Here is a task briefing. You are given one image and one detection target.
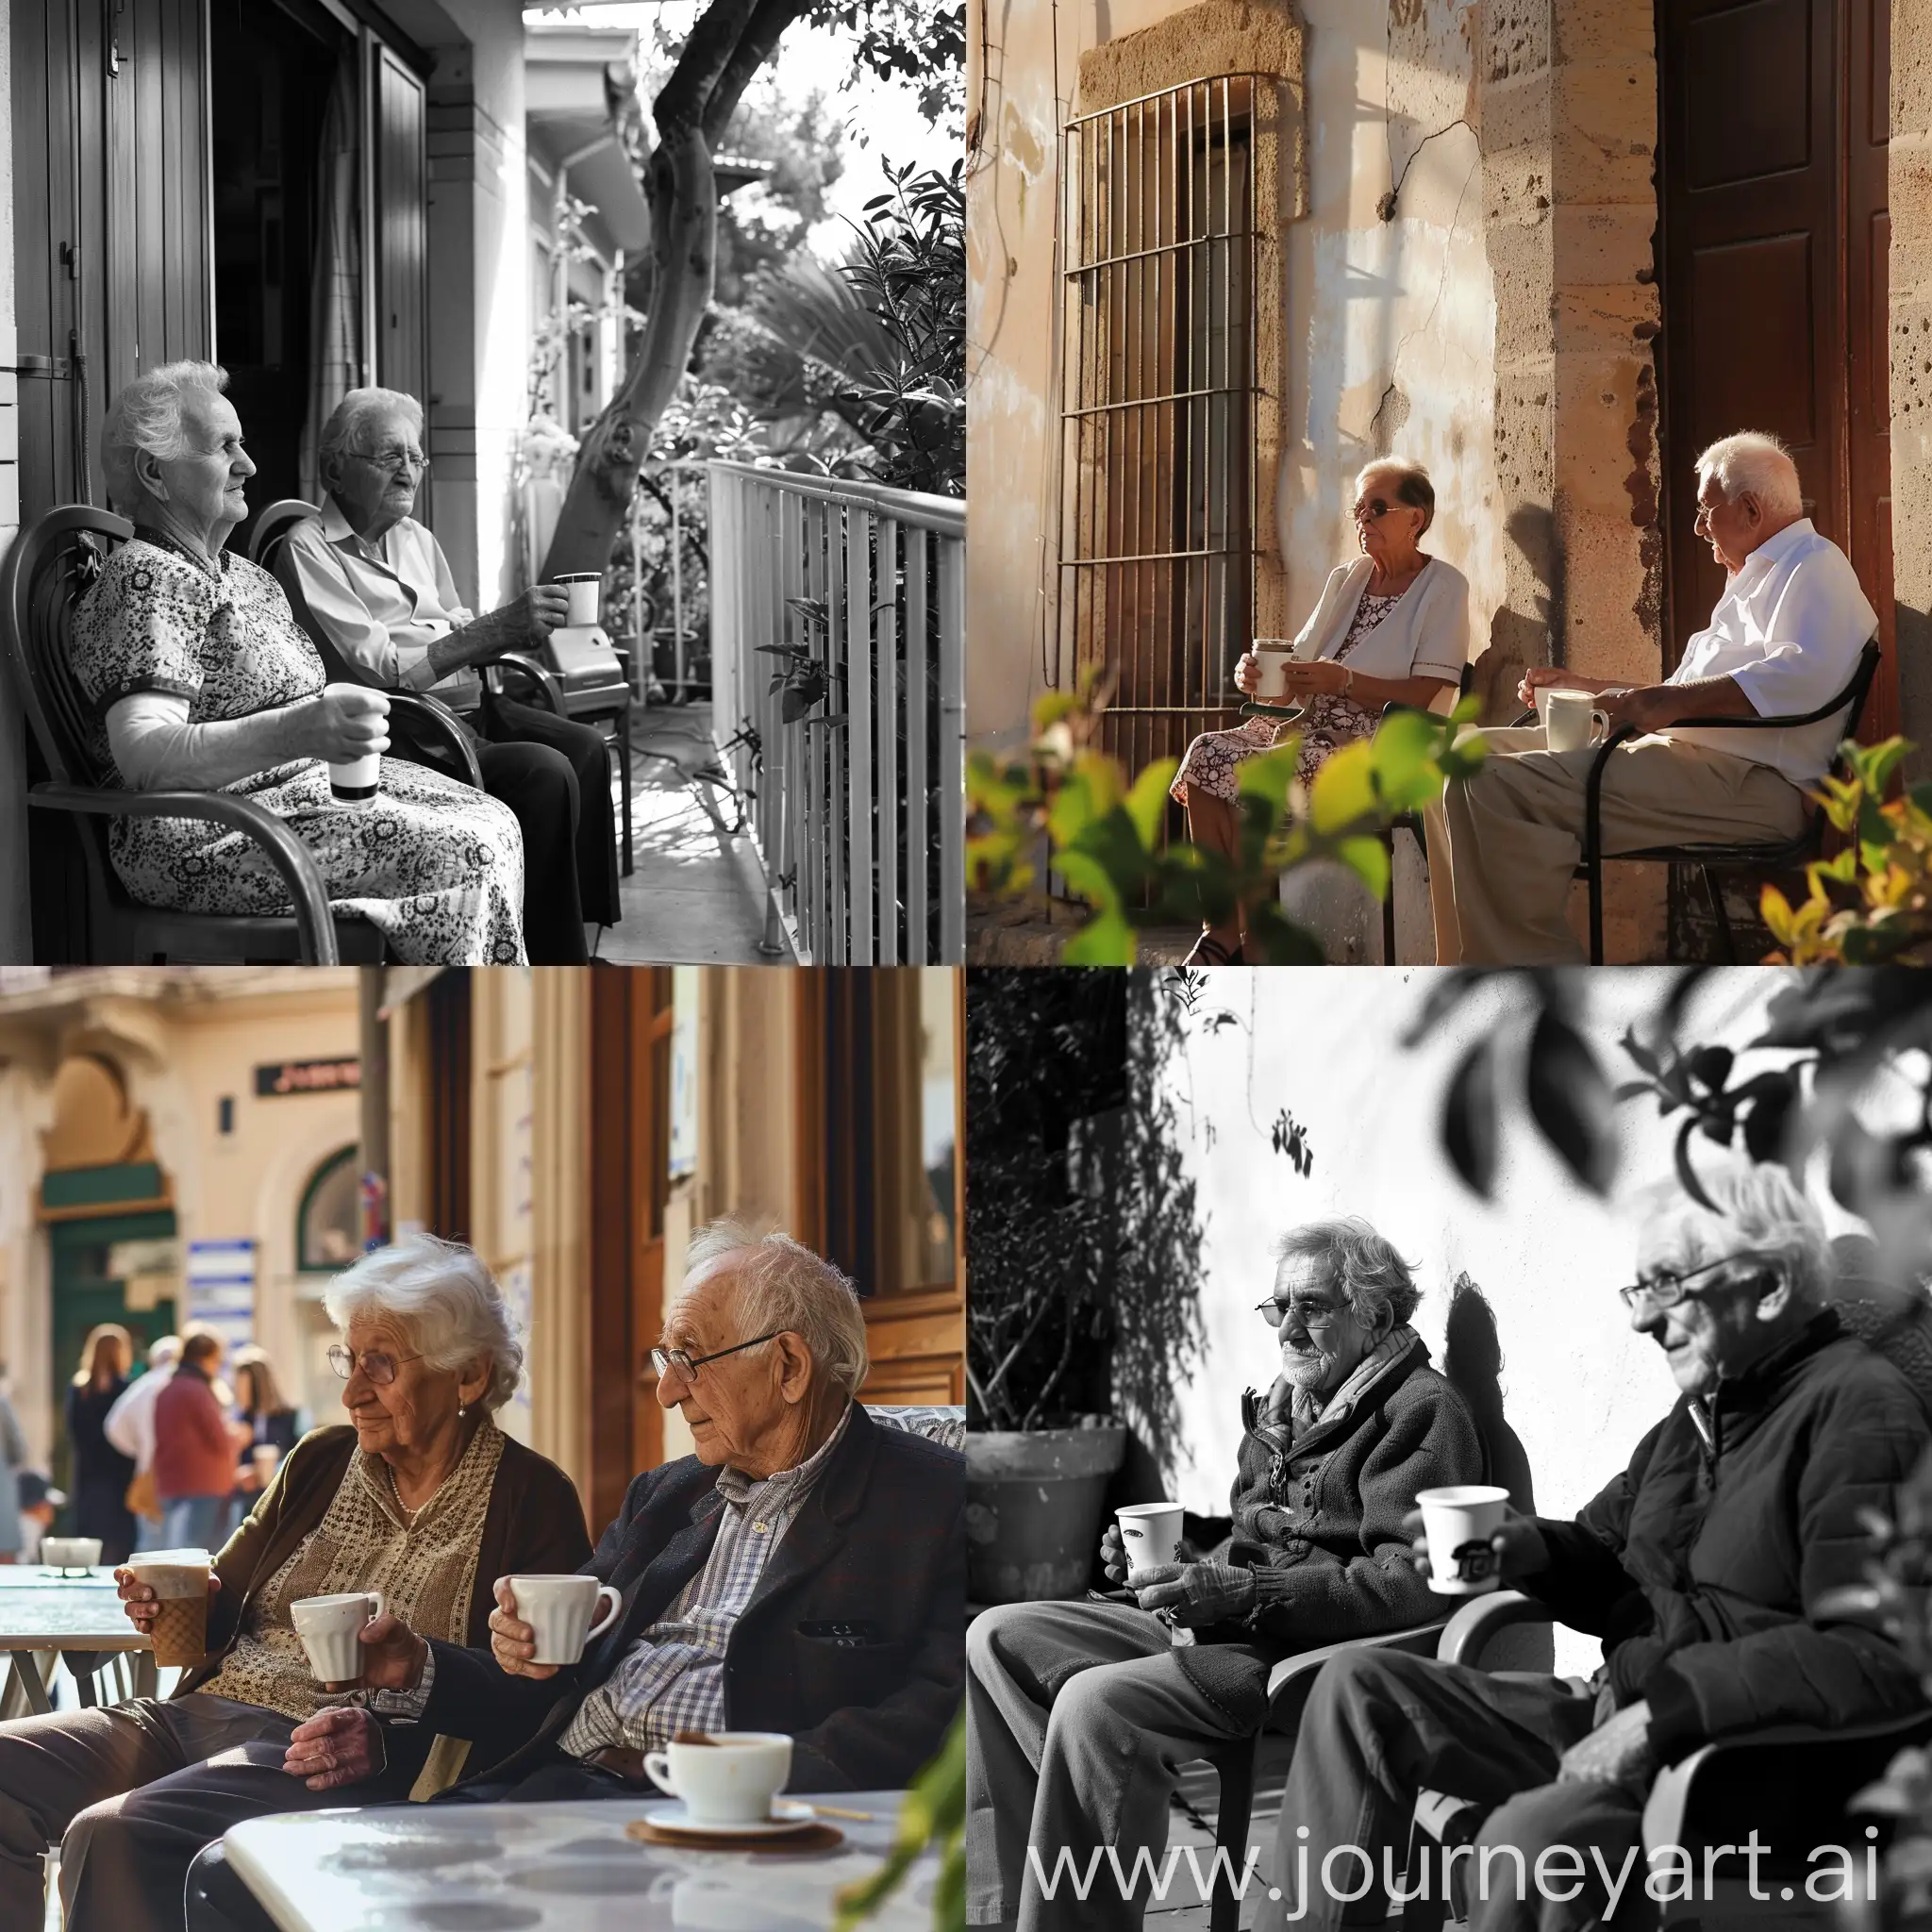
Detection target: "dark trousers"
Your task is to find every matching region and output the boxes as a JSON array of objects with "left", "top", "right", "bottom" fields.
[
  {"left": 0, "top": 1692, "right": 413, "bottom": 1932},
  {"left": 1266, "top": 1648, "right": 1633, "bottom": 1932}
]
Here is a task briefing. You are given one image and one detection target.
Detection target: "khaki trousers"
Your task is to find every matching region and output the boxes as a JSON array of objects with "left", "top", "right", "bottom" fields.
[{"left": 1422, "top": 726, "right": 1808, "bottom": 964}]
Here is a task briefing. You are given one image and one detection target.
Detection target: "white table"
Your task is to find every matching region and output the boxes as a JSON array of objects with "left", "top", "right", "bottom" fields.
[
  {"left": 0, "top": 1569, "right": 157, "bottom": 1716},
  {"left": 225, "top": 1791, "right": 941, "bottom": 1932}
]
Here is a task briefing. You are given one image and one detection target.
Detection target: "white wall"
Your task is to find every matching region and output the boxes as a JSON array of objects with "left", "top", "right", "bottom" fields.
[{"left": 1155, "top": 966, "right": 1867, "bottom": 1675}]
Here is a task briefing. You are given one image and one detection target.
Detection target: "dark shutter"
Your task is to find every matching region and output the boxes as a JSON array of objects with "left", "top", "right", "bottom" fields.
[{"left": 373, "top": 43, "right": 426, "bottom": 403}]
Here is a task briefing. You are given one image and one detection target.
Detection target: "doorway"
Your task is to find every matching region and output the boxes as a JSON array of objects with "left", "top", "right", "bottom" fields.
[{"left": 1657, "top": 0, "right": 1894, "bottom": 735}]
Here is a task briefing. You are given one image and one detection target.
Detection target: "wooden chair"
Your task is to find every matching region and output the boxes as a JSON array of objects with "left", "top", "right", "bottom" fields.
[{"left": 0, "top": 505, "right": 375, "bottom": 964}]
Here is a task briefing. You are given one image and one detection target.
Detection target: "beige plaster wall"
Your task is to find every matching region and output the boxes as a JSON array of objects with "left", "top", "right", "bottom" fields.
[{"left": 1894, "top": 0, "right": 1932, "bottom": 756}]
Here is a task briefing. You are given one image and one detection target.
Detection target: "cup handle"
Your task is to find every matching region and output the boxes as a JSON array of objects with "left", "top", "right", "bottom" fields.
[
  {"left": 367, "top": 1591, "right": 385, "bottom": 1628},
  {"left": 585, "top": 1584, "right": 623, "bottom": 1643},
  {"left": 1592, "top": 708, "right": 1610, "bottom": 742},
  {"left": 642, "top": 1751, "right": 677, "bottom": 1799}
]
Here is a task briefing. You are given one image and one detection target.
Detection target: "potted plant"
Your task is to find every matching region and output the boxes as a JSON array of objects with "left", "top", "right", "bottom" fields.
[{"left": 965, "top": 971, "right": 1207, "bottom": 1603}]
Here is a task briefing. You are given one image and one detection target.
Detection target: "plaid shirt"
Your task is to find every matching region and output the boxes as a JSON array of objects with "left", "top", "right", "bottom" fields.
[{"left": 558, "top": 1408, "right": 852, "bottom": 1758}]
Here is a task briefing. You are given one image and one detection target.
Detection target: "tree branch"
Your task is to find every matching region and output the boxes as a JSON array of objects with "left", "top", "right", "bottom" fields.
[
  {"left": 702, "top": 0, "right": 810, "bottom": 147},
  {"left": 653, "top": 0, "right": 761, "bottom": 136}
]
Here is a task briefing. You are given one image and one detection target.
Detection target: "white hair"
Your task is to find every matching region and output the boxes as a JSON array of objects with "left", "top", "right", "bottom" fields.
[
  {"left": 147, "top": 1335, "right": 182, "bottom": 1370},
  {"left": 99, "top": 361, "right": 230, "bottom": 515},
  {"left": 318, "top": 387, "right": 425, "bottom": 479},
  {"left": 323, "top": 1232, "right": 525, "bottom": 1411},
  {"left": 679, "top": 1218, "right": 869, "bottom": 1399},
  {"left": 1694, "top": 431, "right": 1804, "bottom": 521},
  {"left": 1639, "top": 1153, "right": 1834, "bottom": 1307}
]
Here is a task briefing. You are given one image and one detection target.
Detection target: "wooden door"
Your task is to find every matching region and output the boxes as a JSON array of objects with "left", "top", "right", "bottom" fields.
[
  {"left": 1659, "top": 0, "right": 1894, "bottom": 732},
  {"left": 373, "top": 43, "right": 427, "bottom": 403}
]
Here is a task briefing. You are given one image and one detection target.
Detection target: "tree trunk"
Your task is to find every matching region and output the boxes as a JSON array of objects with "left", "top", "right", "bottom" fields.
[{"left": 539, "top": 0, "right": 809, "bottom": 582}]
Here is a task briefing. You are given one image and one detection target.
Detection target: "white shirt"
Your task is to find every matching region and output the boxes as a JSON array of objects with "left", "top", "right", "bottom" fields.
[
  {"left": 103, "top": 1365, "right": 176, "bottom": 1472},
  {"left": 281, "top": 498, "right": 482, "bottom": 711},
  {"left": 1664, "top": 520, "right": 1878, "bottom": 788},
  {"left": 1290, "top": 556, "right": 1470, "bottom": 693}
]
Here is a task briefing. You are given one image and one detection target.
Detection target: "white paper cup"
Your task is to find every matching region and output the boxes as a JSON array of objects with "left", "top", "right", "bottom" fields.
[
  {"left": 328, "top": 751, "right": 381, "bottom": 803},
  {"left": 1541, "top": 689, "right": 1608, "bottom": 755},
  {"left": 1417, "top": 1485, "right": 1510, "bottom": 1595},
  {"left": 1252, "top": 642, "right": 1294, "bottom": 700},
  {"left": 642, "top": 1731, "right": 793, "bottom": 1825},
  {"left": 507, "top": 1574, "right": 623, "bottom": 1666},
  {"left": 1116, "top": 1502, "right": 1184, "bottom": 1572},
  {"left": 125, "top": 1549, "right": 214, "bottom": 1664},
  {"left": 291, "top": 1590, "right": 384, "bottom": 1683},
  {"left": 554, "top": 573, "right": 601, "bottom": 626}
]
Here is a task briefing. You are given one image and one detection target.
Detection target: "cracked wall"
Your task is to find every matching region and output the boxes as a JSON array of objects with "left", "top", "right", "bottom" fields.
[{"left": 1897, "top": 0, "right": 1932, "bottom": 767}]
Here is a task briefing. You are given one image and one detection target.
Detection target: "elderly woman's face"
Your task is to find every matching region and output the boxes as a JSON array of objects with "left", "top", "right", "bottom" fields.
[
  {"left": 330, "top": 407, "right": 425, "bottom": 534},
  {"left": 655, "top": 1274, "right": 801, "bottom": 1469},
  {"left": 150, "top": 391, "right": 255, "bottom": 538},
  {"left": 1353, "top": 471, "right": 1425, "bottom": 560},
  {"left": 1628, "top": 1215, "right": 1788, "bottom": 1393},
  {"left": 1270, "top": 1251, "right": 1379, "bottom": 1398},
  {"left": 338, "top": 1315, "right": 471, "bottom": 1459}
]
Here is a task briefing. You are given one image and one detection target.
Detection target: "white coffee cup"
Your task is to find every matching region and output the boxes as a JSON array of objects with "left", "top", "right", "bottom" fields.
[
  {"left": 328, "top": 751, "right": 381, "bottom": 803},
  {"left": 554, "top": 573, "right": 601, "bottom": 627},
  {"left": 506, "top": 1574, "right": 623, "bottom": 1666},
  {"left": 1416, "top": 1484, "right": 1511, "bottom": 1595},
  {"left": 643, "top": 1731, "right": 794, "bottom": 1825},
  {"left": 290, "top": 1591, "right": 385, "bottom": 1684},
  {"left": 252, "top": 1444, "right": 280, "bottom": 1484},
  {"left": 42, "top": 1537, "right": 102, "bottom": 1572},
  {"left": 1540, "top": 687, "right": 1609, "bottom": 755},
  {"left": 1116, "top": 1502, "right": 1184, "bottom": 1572},
  {"left": 1251, "top": 641, "right": 1295, "bottom": 701}
]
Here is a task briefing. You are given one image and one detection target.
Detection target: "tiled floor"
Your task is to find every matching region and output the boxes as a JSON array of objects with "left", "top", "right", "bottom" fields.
[{"left": 594, "top": 703, "right": 780, "bottom": 965}]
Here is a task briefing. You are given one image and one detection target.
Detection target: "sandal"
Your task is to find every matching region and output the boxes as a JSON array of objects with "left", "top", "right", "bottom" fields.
[{"left": 1181, "top": 932, "right": 1245, "bottom": 968}]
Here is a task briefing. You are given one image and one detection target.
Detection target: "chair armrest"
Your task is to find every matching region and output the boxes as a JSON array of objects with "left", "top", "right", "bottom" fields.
[
  {"left": 1436, "top": 1590, "right": 1556, "bottom": 1667},
  {"left": 491, "top": 651, "right": 568, "bottom": 717},
  {"left": 27, "top": 781, "right": 339, "bottom": 964},
  {"left": 386, "top": 691, "right": 482, "bottom": 790},
  {"left": 1257, "top": 1619, "right": 1448, "bottom": 1733}
]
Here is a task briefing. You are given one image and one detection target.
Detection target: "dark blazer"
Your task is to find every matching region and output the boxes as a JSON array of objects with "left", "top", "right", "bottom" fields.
[{"left": 420, "top": 1402, "right": 966, "bottom": 1793}]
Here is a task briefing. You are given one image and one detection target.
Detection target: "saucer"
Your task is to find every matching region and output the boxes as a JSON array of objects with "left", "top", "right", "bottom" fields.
[{"left": 641, "top": 1800, "right": 816, "bottom": 1839}]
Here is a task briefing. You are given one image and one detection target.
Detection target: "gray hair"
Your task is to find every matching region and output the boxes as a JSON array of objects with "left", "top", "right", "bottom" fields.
[
  {"left": 1273, "top": 1217, "right": 1422, "bottom": 1331},
  {"left": 147, "top": 1335, "right": 182, "bottom": 1370},
  {"left": 1694, "top": 431, "right": 1805, "bottom": 521},
  {"left": 318, "top": 387, "right": 425, "bottom": 480},
  {"left": 1357, "top": 458, "right": 1436, "bottom": 536},
  {"left": 322, "top": 1232, "right": 525, "bottom": 1412},
  {"left": 99, "top": 360, "right": 230, "bottom": 515},
  {"left": 1641, "top": 1154, "right": 1833, "bottom": 1306},
  {"left": 680, "top": 1218, "right": 869, "bottom": 1399}
]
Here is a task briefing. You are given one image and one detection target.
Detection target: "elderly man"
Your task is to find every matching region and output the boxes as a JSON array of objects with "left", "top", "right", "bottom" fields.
[
  {"left": 967, "top": 1219, "right": 1483, "bottom": 1932},
  {"left": 280, "top": 387, "right": 619, "bottom": 963},
  {"left": 1425, "top": 430, "right": 1879, "bottom": 962},
  {"left": 1263, "top": 1157, "right": 1928, "bottom": 1932},
  {"left": 186, "top": 1218, "right": 963, "bottom": 1930}
]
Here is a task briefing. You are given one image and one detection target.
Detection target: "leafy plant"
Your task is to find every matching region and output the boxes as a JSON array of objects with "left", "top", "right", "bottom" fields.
[
  {"left": 758, "top": 597, "right": 843, "bottom": 723},
  {"left": 834, "top": 1707, "right": 963, "bottom": 1932},
  {"left": 1762, "top": 737, "right": 1932, "bottom": 964},
  {"left": 969, "top": 676, "right": 1489, "bottom": 965}
]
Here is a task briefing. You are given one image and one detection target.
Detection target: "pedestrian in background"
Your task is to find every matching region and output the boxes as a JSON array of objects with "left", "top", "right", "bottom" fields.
[
  {"left": 151, "top": 1331, "right": 248, "bottom": 1552},
  {"left": 225, "top": 1345, "right": 300, "bottom": 1536},
  {"left": 0, "top": 1373, "right": 29, "bottom": 1565},
  {"left": 105, "top": 1335, "right": 181, "bottom": 1553},
  {"left": 66, "top": 1323, "right": 136, "bottom": 1563}
]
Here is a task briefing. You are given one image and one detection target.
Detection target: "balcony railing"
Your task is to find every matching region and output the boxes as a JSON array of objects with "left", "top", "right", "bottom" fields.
[{"left": 708, "top": 461, "right": 965, "bottom": 965}]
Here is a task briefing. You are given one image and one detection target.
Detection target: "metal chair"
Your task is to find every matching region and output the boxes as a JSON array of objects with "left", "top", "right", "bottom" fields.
[
  {"left": 1552, "top": 639, "right": 1881, "bottom": 963},
  {"left": 0, "top": 505, "right": 376, "bottom": 964}
]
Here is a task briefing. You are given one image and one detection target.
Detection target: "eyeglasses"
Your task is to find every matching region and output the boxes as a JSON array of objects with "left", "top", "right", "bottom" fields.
[
  {"left": 326, "top": 1344, "right": 425, "bottom": 1386},
  {"left": 348, "top": 446, "right": 429, "bottom": 476},
  {"left": 1616, "top": 1251, "right": 1771, "bottom": 1312},
  {"left": 650, "top": 1331, "right": 783, "bottom": 1384},
  {"left": 1352, "top": 498, "right": 1398, "bottom": 521},
  {"left": 1255, "top": 1297, "right": 1352, "bottom": 1331}
]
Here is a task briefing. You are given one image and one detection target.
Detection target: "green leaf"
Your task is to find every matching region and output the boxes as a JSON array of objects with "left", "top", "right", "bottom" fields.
[
  {"left": 1307, "top": 739, "right": 1379, "bottom": 834},
  {"left": 1336, "top": 835, "right": 1391, "bottom": 901},
  {"left": 1124, "top": 758, "right": 1180, "bottom": 850},
  {"left": 1061, "top": 908, "right": 1138, "bottom": 965},
  {"left": 1235, "top": 741, "right": 1301, "bottom": 817},
  {"left": 1368, "top": 709, "right": 1444, "bottom": 812}
]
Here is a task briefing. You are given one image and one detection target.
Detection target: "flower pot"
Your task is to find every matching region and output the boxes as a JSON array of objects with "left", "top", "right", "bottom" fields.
[{"left": 965, "top": 1424, "right": 1129, "bottom": 1604}]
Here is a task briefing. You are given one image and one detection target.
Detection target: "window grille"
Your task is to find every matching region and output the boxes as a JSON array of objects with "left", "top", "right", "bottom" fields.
[{"left": 1057, "top": 75, "right": 1264, "bottom": 787}]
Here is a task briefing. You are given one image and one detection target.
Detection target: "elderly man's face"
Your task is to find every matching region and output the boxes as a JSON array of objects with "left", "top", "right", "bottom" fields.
[
  {"left": 1693, "top": 474, "right": 1770, "bottom": 575},
  {"left": 150, "top": 390, "right": 254, "bottom": 537},
  {"left": 1627, "top": 1214, "right": 1790, "bottom": 1393},
  {"left": 655, "top": 1273, "right": 803, "bottom": 1471},
  {"left": 330, "top": 407, "right": 425, "bottom": 536},
  {"left": 1270, "top": 1252, "right": 1380, "bottom": 1398}
]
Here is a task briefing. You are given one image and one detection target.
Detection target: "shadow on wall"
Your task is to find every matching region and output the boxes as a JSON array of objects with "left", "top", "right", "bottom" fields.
[{"left": 1472, "top": 503, "right": 1563, "bottom": 723}]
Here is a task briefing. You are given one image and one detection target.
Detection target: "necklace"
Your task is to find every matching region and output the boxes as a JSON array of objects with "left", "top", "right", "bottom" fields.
[{"left": 134, "top": 525, "right": 225, "bottom": 578}]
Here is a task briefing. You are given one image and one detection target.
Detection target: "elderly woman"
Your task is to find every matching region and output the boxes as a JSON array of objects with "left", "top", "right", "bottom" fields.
[
  {"left": 967, "top": 1218, "right": 1483, "bottom": 1932},
  {"left": 1173, "top": 459, "right": 1470, "bottom": 964},
  {"left": 0, "top": 1234, "right": 590, "bottom": 1932},
  {"left": 1264, "top": 1157, "right": 1929, "bottom": 1932},
  {"left": 69, "top": 360, "right": 527, "bottom": 963}
]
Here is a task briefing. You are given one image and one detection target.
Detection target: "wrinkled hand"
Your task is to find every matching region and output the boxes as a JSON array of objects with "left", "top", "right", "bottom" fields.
[
  {"left": 1403, "top": 1507, "right": 1549, "bottom": 1585},
  {"left": 115, "top": 1567, "right": 218, "bottom": 1637},
  {"left": 1099, "top": 1524, "right": 1129, "bottom": 1584},
  {"left": 348, "top": 1612, "right": 428, "bottom": 1694},
  {"left": 1516, "top": 665, "right": 1593, "bottom": 709},
  {"left": 520, "top": 584, "right": 572, "bottom": 641},
  {"left": 1557, "top": 1699, "right": 1654, "bottom": 1790},
  {"left": 1594, "top": 686, "right": 1657, "bottom": 733},
  {"left": 488, "top": 1577, "right": 559, "bottom": 1680},
  {"left": 1279, "top": 658, "right": 1348, "bottom": 699},
  {"left": 306, "top": 683, "right": 390, "bottom": 762},
  {"left": 1128, "top": 1560, "right": 1256, "bottom": 1627},
  {"left": 284, "top": 1706, "right": 387, "bottom": 1790},
  {"left": 1234, "top": 650, "right": 1261, "bottom": 696}
]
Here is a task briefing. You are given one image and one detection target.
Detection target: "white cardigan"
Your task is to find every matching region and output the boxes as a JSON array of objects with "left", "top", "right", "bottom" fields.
[{"left": 1285, "top": 555, "right": 1470, "bottom": 695}]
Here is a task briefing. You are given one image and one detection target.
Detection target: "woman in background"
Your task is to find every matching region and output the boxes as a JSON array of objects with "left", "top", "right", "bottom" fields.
[
  {"left": 227, "top": 1345, "right": 301, "bottom": 1534},
  {"left": 66, "top": 1324, "right": 137, "bottom": 1563},
  {"left": 0, "top": 1373, "right": 28, "bottom": 1566}
]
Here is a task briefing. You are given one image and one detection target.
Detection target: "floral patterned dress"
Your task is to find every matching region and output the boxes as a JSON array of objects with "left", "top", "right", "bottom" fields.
[
  {"left": 70, "top": 536, "right": 527, "bottom": 963},
  {"left": 1171, "top": 588, "right": 1407, "bottom": 807}
]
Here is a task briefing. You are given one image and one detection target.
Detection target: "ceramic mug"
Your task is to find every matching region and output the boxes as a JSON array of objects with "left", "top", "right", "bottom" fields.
[{"left": 642, "top": 1731, "right": 794, "bottom": 1825}]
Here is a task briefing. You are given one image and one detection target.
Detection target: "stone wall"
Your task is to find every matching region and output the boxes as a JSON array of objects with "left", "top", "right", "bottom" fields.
[{"left": 1896, "top": 0, "right": 1932, "bottom": 763}]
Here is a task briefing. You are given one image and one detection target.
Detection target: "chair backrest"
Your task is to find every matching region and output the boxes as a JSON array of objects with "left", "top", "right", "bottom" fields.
[
  {"left": 0, "top": 503, "right": 137, "bottom": 790},
  {"left": 867, "top": 1404, "right": 966, "bottom": 1452},
  {"left": 247, "top": 499, "right": 363, "bottom": 686},
  {"left": 1834, "top": 638, "right": 1883, "bottom": 755},
  {"left": 247, "top": 498, "right": 321, "bottom": 571}
]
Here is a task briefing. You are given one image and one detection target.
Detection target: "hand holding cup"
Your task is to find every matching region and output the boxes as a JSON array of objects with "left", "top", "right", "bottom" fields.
[
  {"left": 1404, "top": 1497, "right": 1547, "bottom": 1589},
  {"left": 115, "top": 1564, "right": 220, "bottom": 1636},
  {"left": 488, "top": 1576, "right": 558, "bottom": 1681}
]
